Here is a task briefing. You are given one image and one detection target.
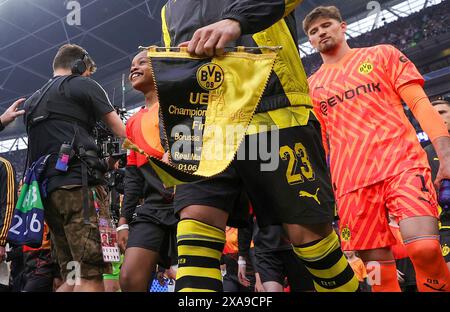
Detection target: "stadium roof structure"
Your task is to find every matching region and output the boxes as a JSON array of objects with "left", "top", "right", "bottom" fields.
[
  {"left": 0, "top": 0, "right": 167, "bottom": 141},
  {"left": 0, "top": 0, "right": 446, "bottom": 144}
]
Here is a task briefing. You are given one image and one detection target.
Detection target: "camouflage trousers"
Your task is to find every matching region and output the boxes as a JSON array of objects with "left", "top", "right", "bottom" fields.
[{"left": 44, "top": 185, "right": 112, "bottom": 281}]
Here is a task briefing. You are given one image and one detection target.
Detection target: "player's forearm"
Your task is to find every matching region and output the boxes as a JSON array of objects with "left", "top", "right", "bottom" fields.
[
  {"left": 432, "top": 136, "right": 450, "bottom": 168},
  {"left": 399, "top": 83, "right": 449, "bottom": 142},
  {"left": 222, "top": 0, "right": 302, "bottom": 35}
]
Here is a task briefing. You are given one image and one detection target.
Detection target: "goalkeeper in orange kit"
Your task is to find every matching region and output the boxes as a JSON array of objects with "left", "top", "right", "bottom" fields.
[{"left": 305, "top": 6, "right": 450, "bottom": 292}]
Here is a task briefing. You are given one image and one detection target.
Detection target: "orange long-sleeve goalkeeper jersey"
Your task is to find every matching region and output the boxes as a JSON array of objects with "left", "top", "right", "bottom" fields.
[{"left": 308, "top": 45, "right": 430, "bottom": 197}]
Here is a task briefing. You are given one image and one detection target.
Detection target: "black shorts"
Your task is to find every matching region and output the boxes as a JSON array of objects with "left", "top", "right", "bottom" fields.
[
  {"left": 255, "top": 249, "right": 314, "bottom": 292},
  {"left": 22, "top": 249, "right": 57, "bottom": 292},
  {"left": 440, "top": 229, "right": 450, "bottom": 263},
  {"left": 127, "top": 208, "right": 178, "bottom": 269},
  {"left": 175, "top": 116, "right": 335, "bottom": 226}
]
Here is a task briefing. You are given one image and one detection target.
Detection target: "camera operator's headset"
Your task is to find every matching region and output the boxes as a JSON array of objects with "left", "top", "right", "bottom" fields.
[{"left": 71, "top": 51, "right": 89, "bottom": 75}]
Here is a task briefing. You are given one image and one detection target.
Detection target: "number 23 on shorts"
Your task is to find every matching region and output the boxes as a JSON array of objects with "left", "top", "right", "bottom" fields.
[{"left": 279, "top": 143, "right": 315, "bottom": 185}]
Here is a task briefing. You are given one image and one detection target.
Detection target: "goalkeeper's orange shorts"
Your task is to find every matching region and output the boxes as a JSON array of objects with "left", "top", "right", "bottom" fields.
[{"left": 337, "top": 167, "right": 439, "bottom": 251}]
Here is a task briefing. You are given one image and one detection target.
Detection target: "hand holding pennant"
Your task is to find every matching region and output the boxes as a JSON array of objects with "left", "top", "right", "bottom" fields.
[{"left": 126, "top": 46, "right": 279, "bottom": 187}]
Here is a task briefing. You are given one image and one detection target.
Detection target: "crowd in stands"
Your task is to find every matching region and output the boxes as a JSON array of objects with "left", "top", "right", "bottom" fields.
[{"left": 302, "top": 1, "right": 450, "bottom": 75}]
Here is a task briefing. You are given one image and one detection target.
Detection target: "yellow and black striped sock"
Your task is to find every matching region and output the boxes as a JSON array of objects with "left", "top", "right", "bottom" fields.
[
  {"left": 175, "top": 219, "right": 225, "bottom": 292},
  {"left": 293, "top": 231, "right": 359, "bottom": 292}
]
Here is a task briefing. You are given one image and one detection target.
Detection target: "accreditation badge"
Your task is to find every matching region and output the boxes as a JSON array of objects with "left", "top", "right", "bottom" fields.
[
  {"left": 98, "top": 217, "right": 121, "bottom": 263},
  {"left": 91, "top": 188, "right": 120, "bottom": 263},
  {"left": 124, "top": 46, "right": 278, "bottom": 187}
]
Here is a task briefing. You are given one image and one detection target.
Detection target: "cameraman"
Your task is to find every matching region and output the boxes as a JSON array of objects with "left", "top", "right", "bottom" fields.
[{"left": 25, "top": 44, "right": 126, "bottom": 292}]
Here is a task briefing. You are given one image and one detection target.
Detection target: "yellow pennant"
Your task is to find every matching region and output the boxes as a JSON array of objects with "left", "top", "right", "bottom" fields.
[{"left": 127, "top": 47, "right": 277, "bottom": 187}]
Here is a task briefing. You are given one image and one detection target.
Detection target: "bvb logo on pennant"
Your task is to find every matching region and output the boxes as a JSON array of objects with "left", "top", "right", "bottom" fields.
[
  {"left": 196, "top": 63, "right": 225, "bottom": 91},
  {"left": 341, "top": 226, "right": 351, "bottom": 242},
  {"left": 358, "top": 61, "right": 374, "bottom": 75},
  {"left": 442, "top": 244, "right": 449, "bottom": 257}
]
